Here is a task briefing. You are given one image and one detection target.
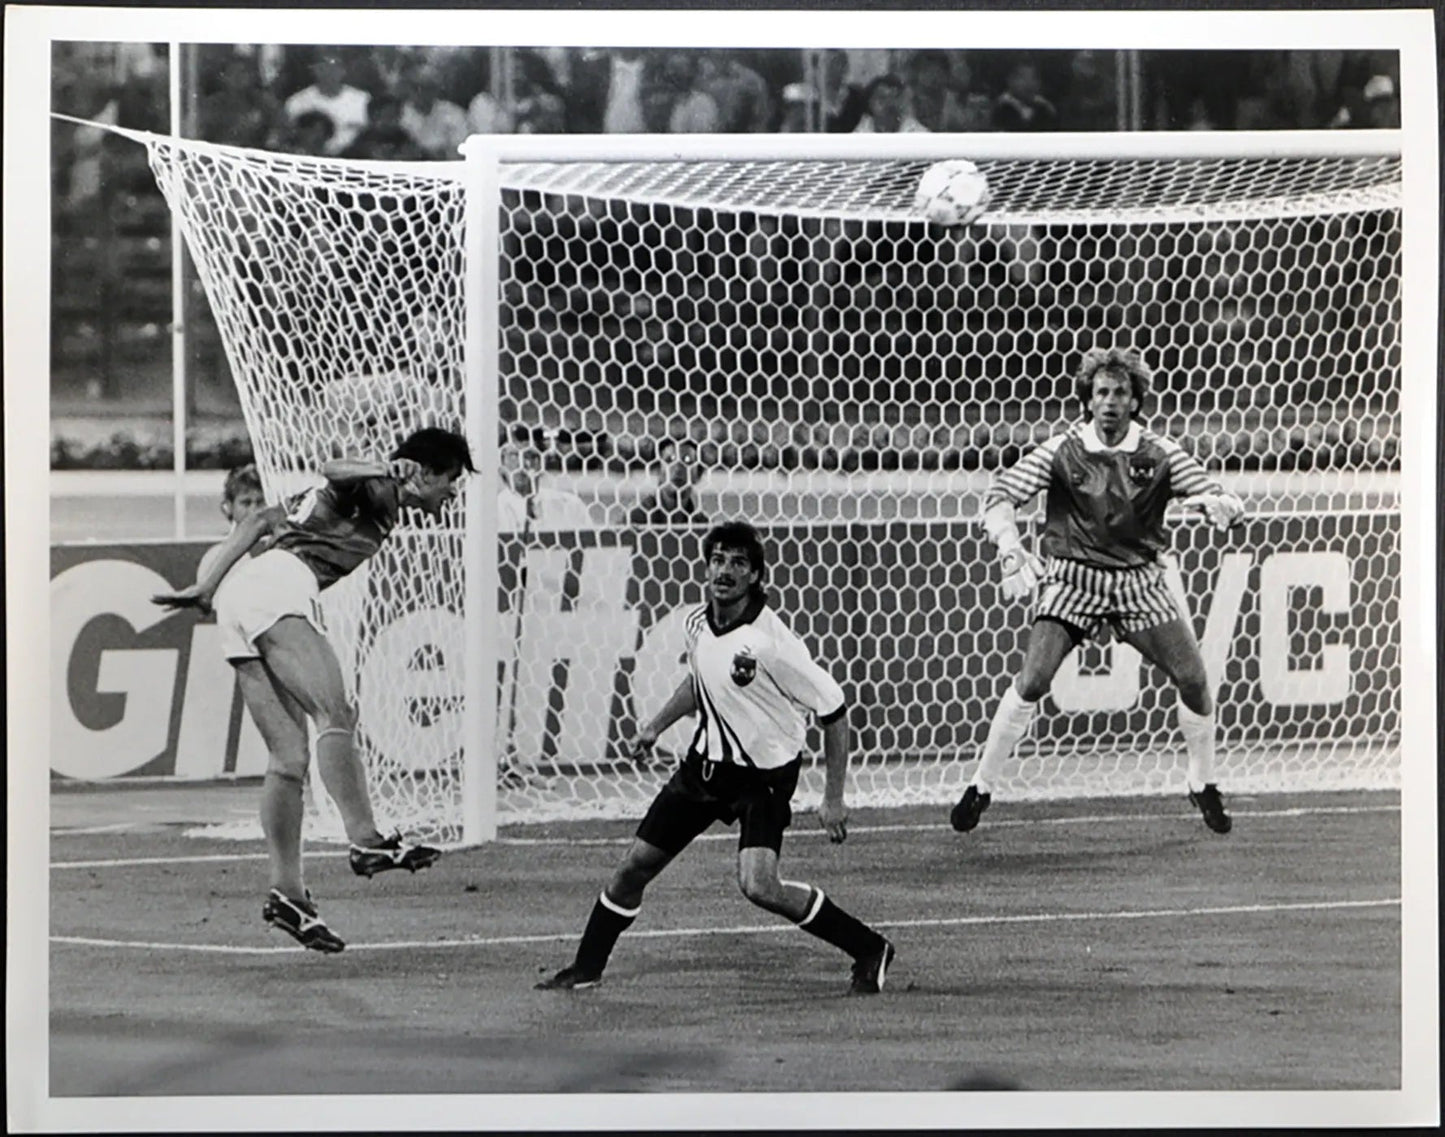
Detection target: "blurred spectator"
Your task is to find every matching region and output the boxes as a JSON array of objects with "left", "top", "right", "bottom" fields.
[
  {"left": 1364, "top": 74, "right": 1401, "bottom": 126},
  {"left": 412, "top": 45, "right": 485, "bottom": 109},
  {"left": 1058, "top": 50, "right": 1116, "bottom": 131},
  {"left": 283, "top": 49, "right": 370, "bottom": 155},
  {"left": 906, "top": 50, "right": 969, "bottom": 132},
  {"left": 629, "top": 439, "right": 709, "bottom": 526},
  {"left": 1353, "top": 74, "right": 1401, "bottom": 128},
  {"left": 698, "top": 50, "right": 775, "bottom": 132},
  {"left": 818, "top": 49, "right": 868, "bottom": 133},
  {"left": 844, "top": 49, "right": 894, "bottom": 90},
  {"left": 958, "top": 92, "right": 997, "bottom": 131},
  {"left": 365, "top": 46, "right": 417, "bottom": 99},
  {"left": 197, "top": 51, "right": 281, "bottom": 147},
  {"left": 517, "top": 91, "right": 567, "bottom": 134},
  {"left": 467, "top": 82, "right": 514, "bottom": 135},
  {"left": 273, "top": 109, "right": 335, "bottom": 155},
  {"left": 342, "top": 95, "right": 424, "bottom": 160},
  {"left": 511, "top": 50, "right": 568, "bottom": 134},
  {"left": 1184, "top": 96, "right": 1217, "bottom": 131},
  {"left": 653, "top": 50, "right": 721, "bottom": 133},
  {"left": 854, "top": 73, "right": 929, "bottom": 133},
  {"left": 992, "top": 61, "right": 1058, "bottom": 131},
  {"left": 566, "top": 47, "right": 650, "bottom": 134},
  {"left": 779, "top": 82, "right": 815, "bottom": 133},
  {"left": 399, "top": 65, "right": 470, "bottom": 158},
  {"left": 498, "top": 437, "right": 594, "bottom": 532}
]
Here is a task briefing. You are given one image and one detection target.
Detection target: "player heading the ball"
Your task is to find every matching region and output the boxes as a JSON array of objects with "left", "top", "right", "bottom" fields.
[
  {"left": 950, "top": 347, "right": 1244, "bottom": 838},
  {"left": 537, "top": 520, "right": 896, "bottom": 995},
  {"left": 153, "top": 426, "right": 475, "bottom": 952}
]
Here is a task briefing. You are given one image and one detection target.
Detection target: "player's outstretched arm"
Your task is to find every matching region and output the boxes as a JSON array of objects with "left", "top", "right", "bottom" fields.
[
  {"left": 817, "top": 710, "right": 850, "bottom": 844},
  {"left": 1179, "top": 491, "right": 1246, "bottom": 532},
  {"left": 981, "top": 500, "right": 1045, "bottom": 602},
  {"left": 151, "top": 504, "right": 284, "bottom": 612},
  {"left": 1167, "top": 443, "right": 1245, "bottom": 532},
  {"left": 629, "top": 676, "right": 698, "bottom": 760},
  {"left": 321, "top": 456, "right": 422, "bottom": 487}
]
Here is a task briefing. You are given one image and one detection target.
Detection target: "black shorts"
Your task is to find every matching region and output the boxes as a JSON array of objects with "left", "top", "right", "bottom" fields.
[{"left": 636, "top": 753, "right": 802, "bottom": 856}]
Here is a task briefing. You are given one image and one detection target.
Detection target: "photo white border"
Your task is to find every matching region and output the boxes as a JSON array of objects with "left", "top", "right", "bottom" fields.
[{"left": 6, "top": 5, "right": 1439, "bottom": 1131}]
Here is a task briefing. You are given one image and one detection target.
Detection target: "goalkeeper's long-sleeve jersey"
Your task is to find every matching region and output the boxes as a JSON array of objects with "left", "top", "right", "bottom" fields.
[{"left": 984, "top": 420, "right": 1226, "bottom": 570}]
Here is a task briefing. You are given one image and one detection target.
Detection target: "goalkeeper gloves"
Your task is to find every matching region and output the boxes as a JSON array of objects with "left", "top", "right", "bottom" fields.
[
  {"left": 998, "top": 547, "right": 1045, "bottom": 602},
  {"left": 1181, "top": 492, "right": 1245, "bottom": 532}
]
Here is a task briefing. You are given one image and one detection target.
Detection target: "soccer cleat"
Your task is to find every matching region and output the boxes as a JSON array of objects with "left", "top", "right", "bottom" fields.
[
  {"left": 535, "top": 964, "right": 602, "bottom": 991},
  {"left": 349, "top": 830, "right": 442, "bottom": 878},
  {"left": 850, "top": 939, "right": 896, "bottom": 995},
  {"left": 262, "top": 889, "right": 346, "bottom": 953},
  {"left": 1189, "top": 784, "right": 1233, "bottom": 834},
  {"left": 949, "top": 785, "right": 991, "bottom": 833}
]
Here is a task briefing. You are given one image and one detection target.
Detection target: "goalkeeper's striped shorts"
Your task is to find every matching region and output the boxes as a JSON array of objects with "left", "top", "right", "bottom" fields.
[{"left": 1034, "top": 556, "right": 1187, "bottom": 638}]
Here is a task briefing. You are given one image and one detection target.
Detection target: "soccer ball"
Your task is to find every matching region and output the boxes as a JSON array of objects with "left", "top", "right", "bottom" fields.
[{"left": 914, "top": 159, "right": 992, "bottom": 228}]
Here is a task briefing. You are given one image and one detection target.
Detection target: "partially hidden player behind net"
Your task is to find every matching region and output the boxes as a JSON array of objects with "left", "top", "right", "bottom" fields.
[
  {"left": 537, "top": 520, "right": 896, "bottom": 995},
  {"left": 152, "top": 427, "right": 476, "bottom": 952},
  {"left": 950, "top": 347, "right": 1245, "bottom": 838}
]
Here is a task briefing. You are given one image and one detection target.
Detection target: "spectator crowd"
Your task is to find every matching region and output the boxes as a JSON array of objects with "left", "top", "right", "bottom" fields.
[
  {"left": 49, "top": 42, "right": 1405, "bottom": 494},
  {"left": 55, "top": 43, "right": 1403, "bottom": 161}
]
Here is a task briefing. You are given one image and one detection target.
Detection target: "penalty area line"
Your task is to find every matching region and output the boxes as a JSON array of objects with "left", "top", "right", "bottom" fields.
[
  {"left": 49, "top": 801, "right": 1401, "bottom": 868},
  {"left": 495, "top": 801, "right": 1401, "bottom": 846},
  {"left": 50, "top": 896, "right": 1399, "bottom": 956}
]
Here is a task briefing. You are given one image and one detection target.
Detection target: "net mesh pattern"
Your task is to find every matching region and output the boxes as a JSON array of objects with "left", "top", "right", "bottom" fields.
[{"left": 145, "top": 136, "right": 1403, "bottom": 842}]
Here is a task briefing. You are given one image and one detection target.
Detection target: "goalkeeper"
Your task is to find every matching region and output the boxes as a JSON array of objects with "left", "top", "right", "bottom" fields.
[{"left": 950, "top": 347, "right": 1244, "bottom": 837}]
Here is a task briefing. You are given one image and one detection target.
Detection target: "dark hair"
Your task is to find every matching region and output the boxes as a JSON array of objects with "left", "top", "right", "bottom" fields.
[
  {"left": 1074, "top": 347, "right": 1151, "bottom": 418},
  {"left": 392, "top": 427, "right": 476, "bottom": 476},
  {"left": 909, "top": 50, "right": 952, "bottom": 77},
  {"left": 864, "top": 73, "right": 906, "bottom": 101},
  {"left": 703, "top": 520, "right": 766, "bottom": 582},
  {"left": 222, "top": 463, "right": 263, "bottom": 502}
]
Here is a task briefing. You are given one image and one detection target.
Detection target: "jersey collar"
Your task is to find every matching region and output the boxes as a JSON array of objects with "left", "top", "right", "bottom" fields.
[
  {"left": 1080, "top": 420, "right": 1142, "bottom": 454},
  {"left": 707, "top": 590, "right": 767, "bottom": 636}
]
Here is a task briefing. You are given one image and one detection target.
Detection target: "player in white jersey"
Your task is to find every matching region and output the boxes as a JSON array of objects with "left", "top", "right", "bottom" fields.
[
  {"left": 538, "top": 521, "right": 895, "bottom": 995},
  {"left": 950, "top": 347, "right": 1245, "bottom": 837}
]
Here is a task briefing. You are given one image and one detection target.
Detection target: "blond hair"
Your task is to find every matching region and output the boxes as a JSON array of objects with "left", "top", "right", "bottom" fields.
[{"left": 1074, "top": 347, "right": 1152, "bottom": 418}]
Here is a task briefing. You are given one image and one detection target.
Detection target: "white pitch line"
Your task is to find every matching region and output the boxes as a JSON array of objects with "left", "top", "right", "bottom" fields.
[
  {"left": 495, "top": 802, "right": 1402, "bottom": 846},
  {"left": 48, "top": 896, "right": 1400, "bottom": 956},
  {"left": 50, "top": 823, "right": 148, "bottom": 836},
  {"left": 49, "top": 801, "right": 1400, "bottom": 869}
]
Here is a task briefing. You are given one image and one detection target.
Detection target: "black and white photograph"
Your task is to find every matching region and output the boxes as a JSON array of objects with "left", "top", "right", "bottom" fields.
[{"left": 5, "top": 4, "right": 1440, "bottom": 1131}]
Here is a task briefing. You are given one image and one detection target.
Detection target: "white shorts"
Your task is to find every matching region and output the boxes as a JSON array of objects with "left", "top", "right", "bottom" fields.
[{"left": 213, "top": 548, "right": 323, "bottom": 662}]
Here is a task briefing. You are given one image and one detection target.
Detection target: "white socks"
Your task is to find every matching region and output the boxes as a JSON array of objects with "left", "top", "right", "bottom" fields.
[
  {"left": 1178, "top": 703, "right": 1217, "bottom": 792},
  {"left": 973, "top": 684, "right": 1038, "bottom": 796}
]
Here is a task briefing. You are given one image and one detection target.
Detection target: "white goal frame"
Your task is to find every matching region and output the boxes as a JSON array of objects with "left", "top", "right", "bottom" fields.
[{"left": 456, "top": 128, "right": 1403, "bottom": 845}]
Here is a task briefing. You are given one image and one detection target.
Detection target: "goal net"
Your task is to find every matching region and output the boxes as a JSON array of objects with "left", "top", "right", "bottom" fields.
[{"left": 138, "top": 130, "right": 1403, "bottom": 845}]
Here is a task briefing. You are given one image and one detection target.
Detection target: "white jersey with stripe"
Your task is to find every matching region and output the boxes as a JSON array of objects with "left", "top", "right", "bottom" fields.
[{"left": 683, "top": 595, "right": 846, "bottom": 770}]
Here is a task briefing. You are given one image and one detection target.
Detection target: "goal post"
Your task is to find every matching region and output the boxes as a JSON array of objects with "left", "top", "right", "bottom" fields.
[{"left": 130, "top": 124, "right": 1403, "bottom": 845}]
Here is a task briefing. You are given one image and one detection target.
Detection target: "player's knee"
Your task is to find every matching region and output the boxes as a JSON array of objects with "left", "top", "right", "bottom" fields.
[
  {"left": 315, "top": 701, "right": 357, "bottom": 736},
  {"left": 611, "top": 860, "right": 658, "bottom": 902},
  {"left": 1015, "top": 673, "right": 1052, "bottom": 702},
  {"left": 1175, "top": 673, "right": 1212, "bottom": 714},
  {"left": 266, "top": 752, "right": 308, "bottom": 785},
  {"left": 737, "top": 862, "right": 782, "bottom": 909}
]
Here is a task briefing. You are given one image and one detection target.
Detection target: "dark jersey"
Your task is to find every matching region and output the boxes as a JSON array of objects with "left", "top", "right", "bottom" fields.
[
  {"left": 269, "top": 477, "right": 401, "bottom": 589},
  {"left": 985, "top": 421, "right": 1223, "bottom": 569}
]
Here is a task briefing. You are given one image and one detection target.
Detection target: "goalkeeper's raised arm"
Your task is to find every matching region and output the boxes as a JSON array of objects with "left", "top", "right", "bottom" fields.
[
  {"left": 979, "top": 432, "right": 1059, "bottom": 603},
  {"left": 1168, "top": 447, "right": 1245, "bottom": 532}
]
